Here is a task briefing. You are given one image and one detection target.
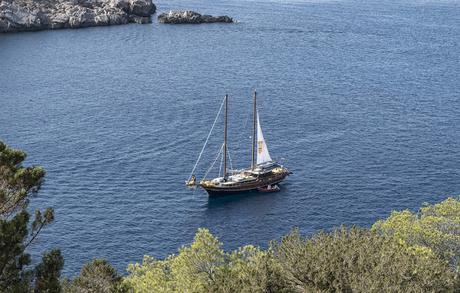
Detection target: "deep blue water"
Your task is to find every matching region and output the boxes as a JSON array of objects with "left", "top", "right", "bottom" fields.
[{"left": 1, "top": 0, "right": 459, "bottom": 275}]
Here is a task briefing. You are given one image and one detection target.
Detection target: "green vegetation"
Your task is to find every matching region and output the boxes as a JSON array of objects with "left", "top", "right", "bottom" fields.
[
  {"left": 0, "top": 141, "right": 63, "bottom": 292},
  {"left": 124, "top": 226, "right": 458, "bottom": 292},
  {"left": 372, "top": 198, "right": 460, "bottom": 272},
  {"left": 62, "top": 259, "right": 128, "bottom": 293},
  {"left": 1, "top": 139, "right": 459, "bottom": 292}
]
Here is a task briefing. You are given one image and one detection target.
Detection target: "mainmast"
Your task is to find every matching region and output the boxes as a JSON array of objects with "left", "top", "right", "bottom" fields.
[
  {"left": 251, "top": 90, "right": 257, "bottom": 170},
  {"left": 223, "top": 94, "right": 228, "bottom": 179}
]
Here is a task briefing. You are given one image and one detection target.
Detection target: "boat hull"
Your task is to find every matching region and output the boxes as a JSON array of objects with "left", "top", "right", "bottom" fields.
[{"left": 201, "top": 173, "right": 288, "bottom": 197}]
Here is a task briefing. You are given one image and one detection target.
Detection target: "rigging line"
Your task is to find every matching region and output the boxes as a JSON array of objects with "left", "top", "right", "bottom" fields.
[
  {"left": 203, "top": 143, "right": 224, "bottom": 180},
  {"left": 218, "top": 146, "right": 224, "bottom": 177},
  {"left": 188, "top": 96, "right": 226, "bottom": 181},
  {"left": 234, "top": 101, "right": 252, "bottom": 159},
  {"left": 227, "top": 149, "right": 233, "bottom": 173},
  {"left": 219, "top": 98, "right": 250, "bottom": 173}
]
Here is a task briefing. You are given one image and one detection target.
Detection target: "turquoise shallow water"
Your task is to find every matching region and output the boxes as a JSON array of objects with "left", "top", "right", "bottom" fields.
[{"left": 1, "top": 0, "right": 459, "bottom": 275}]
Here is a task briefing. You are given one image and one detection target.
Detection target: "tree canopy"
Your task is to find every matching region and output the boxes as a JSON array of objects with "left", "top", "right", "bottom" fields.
[
  {"left": 124, "top": 224, "right": 459, "bottom": 292},
  {"left": 62, "top": 259, "right": 128, "bottom": 293},
  {"left": 0, "top": 140, "right": 62, "bottom": 292},
  {"left": 372, "top": 197, "right": 460, "bottom": 274}
]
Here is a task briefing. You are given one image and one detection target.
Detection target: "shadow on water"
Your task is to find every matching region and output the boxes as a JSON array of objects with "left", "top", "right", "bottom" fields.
[{"left": 206, "top": 188, "right": 288, "bottom": 211}]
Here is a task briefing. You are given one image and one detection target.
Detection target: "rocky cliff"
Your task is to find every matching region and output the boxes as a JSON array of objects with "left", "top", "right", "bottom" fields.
[
  {"left": 0, "top": 0, "right": 156, "bottom": 33},
  {"left": 158, "top": 10, "right": 232, "bottom": 24}
]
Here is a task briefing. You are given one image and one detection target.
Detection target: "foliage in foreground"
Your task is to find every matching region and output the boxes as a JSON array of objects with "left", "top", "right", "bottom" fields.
[
  {"left": 62, "top": 259, "right": 128, "bottom": 293},
  {"left": 124, "top": 224, "right": 459, "bottom": 292},
  {"left": 0, "top": 141, "right": 63, "bottom": 292},
  {"left": 372, "top": 197, "right": 460, "bottom": 272}
]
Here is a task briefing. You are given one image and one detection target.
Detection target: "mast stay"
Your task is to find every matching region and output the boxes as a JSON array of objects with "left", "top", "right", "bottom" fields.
[
  {"left": 187, "top": 96, "right": 226, "bottom": 182},
  {"left": 203, "top": 143, "right": 224, "bottom": 180}
]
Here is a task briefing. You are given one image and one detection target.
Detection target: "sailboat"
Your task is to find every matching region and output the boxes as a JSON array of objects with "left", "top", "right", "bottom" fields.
[{"left": 187, "top": 91, "right": 291, "bottom": 196}]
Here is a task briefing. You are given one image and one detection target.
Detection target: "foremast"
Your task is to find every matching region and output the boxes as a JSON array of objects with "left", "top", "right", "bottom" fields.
[{"left": 252, "top": 90, "right": 257, "bottom": 170}]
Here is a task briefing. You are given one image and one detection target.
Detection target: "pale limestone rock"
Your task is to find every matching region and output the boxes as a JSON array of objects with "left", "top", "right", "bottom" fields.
[{"left": 0, "top": 0, "right": 156, "bottom": 32}]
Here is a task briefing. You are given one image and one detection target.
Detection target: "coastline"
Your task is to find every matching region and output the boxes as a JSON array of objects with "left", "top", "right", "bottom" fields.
[
  {"left": 0, "top": 0, "right": 156, "bottom": 33},
  {"left": 1, "top": 0, "right": 459, "bottom": 280}
]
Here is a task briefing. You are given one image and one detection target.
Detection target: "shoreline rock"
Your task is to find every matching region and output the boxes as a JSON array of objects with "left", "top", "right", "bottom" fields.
[
  {"left": 158, "top": 10, "right": 233, "bottom": 24},
  {"left": 0, "top": 0, "right": 156, "bottom": 33}
]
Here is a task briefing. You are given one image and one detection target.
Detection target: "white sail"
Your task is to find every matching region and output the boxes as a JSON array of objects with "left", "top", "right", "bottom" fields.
[{"left": 256, "top": 111, "right": 272, "bottom": 164}]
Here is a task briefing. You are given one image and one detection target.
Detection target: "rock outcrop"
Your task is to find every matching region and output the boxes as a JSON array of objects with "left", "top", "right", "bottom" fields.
[
  {"left": 158, "top": 10, "right": 232, "bottom": 24},
  {"left": 0, "top": 0, "right": 156, "bottom": 33}
]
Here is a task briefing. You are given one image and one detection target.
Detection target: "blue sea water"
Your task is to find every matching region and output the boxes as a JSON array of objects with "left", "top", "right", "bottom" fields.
[{"left": 1, "top": 0, "right": 459, "bottom": 275}]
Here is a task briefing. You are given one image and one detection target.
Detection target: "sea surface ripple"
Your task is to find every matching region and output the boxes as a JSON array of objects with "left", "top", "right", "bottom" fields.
[{"left": 1, "top": 0, "right": 459, "bottom": 275}]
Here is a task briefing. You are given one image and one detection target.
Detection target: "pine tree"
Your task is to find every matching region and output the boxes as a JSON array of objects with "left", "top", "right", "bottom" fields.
[{"left": 0, "top": 140, "right": 62, "bottom": 292}]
